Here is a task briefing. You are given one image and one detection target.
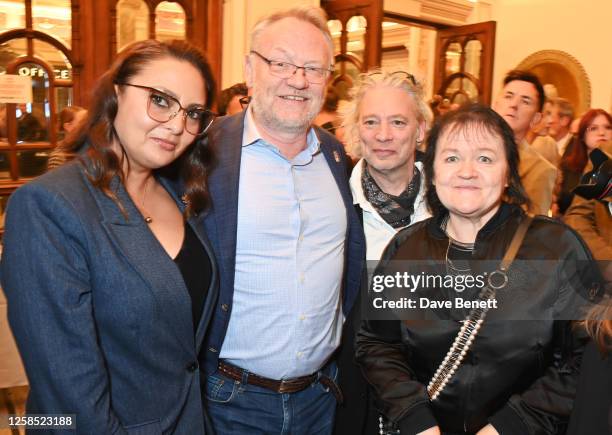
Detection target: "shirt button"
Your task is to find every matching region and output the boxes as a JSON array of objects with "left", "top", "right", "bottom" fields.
[
  {"left": 298, "top": 235, "right": 304, "bottom": 242},
  {"left": 299, "top": 314, "right": 306, "bottom": 320},
  {"left": 186, "top": 361, "right": 199, "bottom": 372},
  {"left": 299, "top": 274, "right": 305, "bottom": 283},
  {"left": 297, "top": 352, "right": 303, "bottom": 358},
  {"left": 221, "top": 304, "right": 229, "bottom": 312}
]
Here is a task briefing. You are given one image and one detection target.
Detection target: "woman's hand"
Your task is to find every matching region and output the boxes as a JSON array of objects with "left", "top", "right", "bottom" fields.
[
  {"left": 416, "top": 426, "right": 441, "bottom": 435},
  {"left": 476, "top": 424, "right": 500, "bottom": 435}
]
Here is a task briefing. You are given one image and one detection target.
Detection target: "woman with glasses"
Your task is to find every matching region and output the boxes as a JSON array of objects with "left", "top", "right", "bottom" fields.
[{"left": 1, "top": 40, "right": 218, "bottom": 434}]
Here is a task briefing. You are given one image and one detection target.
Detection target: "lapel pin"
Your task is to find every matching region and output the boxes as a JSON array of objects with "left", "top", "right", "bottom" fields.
[{"left": 333, "top": 150, "right": 341, "bottom": 163}]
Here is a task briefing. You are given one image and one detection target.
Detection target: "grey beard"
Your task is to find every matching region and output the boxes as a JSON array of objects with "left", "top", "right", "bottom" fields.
[{"left": 251, "top": 96, "right": 319, "bottom": 134}]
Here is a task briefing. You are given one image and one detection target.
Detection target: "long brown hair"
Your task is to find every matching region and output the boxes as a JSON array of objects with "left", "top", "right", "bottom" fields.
[
  {"left": 66, "top": 39, "right": 217, "bottom": 217},
  {"left": 562, "top": 109, "right": 612, "bottom": 174}
]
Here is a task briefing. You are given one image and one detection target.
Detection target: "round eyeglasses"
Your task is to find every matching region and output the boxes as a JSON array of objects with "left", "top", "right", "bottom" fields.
[
  {"left": 116, "top": 82, "right": 216, "bottom": 135},
  {"left": 250, "top": 50, "right": 333, "bottom": 84}
]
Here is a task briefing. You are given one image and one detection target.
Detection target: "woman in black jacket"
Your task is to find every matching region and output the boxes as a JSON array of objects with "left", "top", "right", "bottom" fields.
[{"left": 356, "top": 104, "right": 604, "bottom": 435}]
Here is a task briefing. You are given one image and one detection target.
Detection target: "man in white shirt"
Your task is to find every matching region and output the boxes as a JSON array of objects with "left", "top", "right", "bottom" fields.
[{"left": 344, "top": 70, "right": 432, "bottom": 262}]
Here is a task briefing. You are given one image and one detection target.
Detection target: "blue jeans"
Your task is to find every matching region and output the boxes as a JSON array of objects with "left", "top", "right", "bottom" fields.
[{"left": 205, "top": 362, "right": 339, "bottom": 435}]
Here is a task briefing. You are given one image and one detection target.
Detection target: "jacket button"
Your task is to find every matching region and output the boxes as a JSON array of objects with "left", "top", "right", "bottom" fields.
[
  {"left": 221, "top": 304, "right": 229, "bottom": 312},
  {"left": 186, "top": 361, "right": 199, "bottom": 372}
]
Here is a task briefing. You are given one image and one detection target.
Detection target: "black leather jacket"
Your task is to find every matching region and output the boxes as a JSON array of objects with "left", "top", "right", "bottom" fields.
[{"left": 356, "top": 204, "right": 604, "bottom": 435}]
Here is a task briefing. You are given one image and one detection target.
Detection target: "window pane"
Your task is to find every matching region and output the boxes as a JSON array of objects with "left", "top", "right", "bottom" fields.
[
  {"left": 327, "top": 19, "right": 341, "bottom": 55},
  {"left": 155, "top": 1, "right": 186, "bottom": 42},
  {"left": 0, "top": 151, "right": 11, "bottom": 180},
  {"left": 346, "top": 15, "right": 366, "bottom": 63},
  {"left": 32, "top": 0, "right": 72, "bottom": 48},
  {"left": 0, "top": 38, "right": 28, "bottom": 74},
  {"left": 0, "top": 0, "right": 26, "bottom": 33},
  {"left": 54, "top": 87, "right": 74, "bottom": 116},
  {"left": 34, "top": 39, "right": 72, "bottom": 81},
  {"left": 445, "top": 42, "right": 462, "bottom": 76},
  {"left": 464, "top": 39, "right": 482, "bottom": 79},
  {"left": 117, "top": 0, "right": 149, "bottom": 51},
  {"left": 381, "top": 22, "right": 436, "bottom": 99},
  {"left": 17, "top": 149, "right": 50, "bottom": 177},
  {"left": 16, "top": 62, "right": 50, "bottom": 143}
]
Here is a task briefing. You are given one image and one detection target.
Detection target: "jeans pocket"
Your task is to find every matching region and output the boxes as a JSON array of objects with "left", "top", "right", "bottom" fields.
[
  {"left": 317, "top": 362, "right": 341, "bottom": 399},
  {"left": 205, "top": 373, "right": 239, "bottom": 403}
]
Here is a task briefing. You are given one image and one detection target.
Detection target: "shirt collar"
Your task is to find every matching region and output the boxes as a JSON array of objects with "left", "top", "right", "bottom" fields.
[{"left": 242, "top": 106, "right": 321, "bottom": 157}]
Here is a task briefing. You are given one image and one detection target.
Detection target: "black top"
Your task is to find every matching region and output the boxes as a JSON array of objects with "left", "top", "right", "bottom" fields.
[
  {"left": 174, "top": 223, "right": 211, "bottom": 332},
  {"left": 567, "top": 340, "right": 612, "bottom": 435}
]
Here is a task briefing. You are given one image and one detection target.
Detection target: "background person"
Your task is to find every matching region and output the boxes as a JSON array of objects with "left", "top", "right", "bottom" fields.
[
  {"left": 58, "top": 105, "right": 88, "bottom": 138},
  {"left": 314, "top": 85, "right": 341, "bottom": 135},
  {"left": 492, "top": 70, "right": 557, "bottom": 215},
  {"left": 47, "top": 105, "right": 89, "bottom": 170},
  {"left": 16, "top": 102, "right": 46, "bottom": 142},
  {"left": 555, "top": 109, "right": 612, "bottom": 215},
  {"left": 356, "top": 104, "right": 602, "bottom": 435},
  {"left": 545, "top": 97, "right": 575, "bottom": 158},
  {"left": 217, "top": 82, "right": 248, "bottom": 116},
  {"left": 1, "top": 39, "right": 219, "bottom": 434}
]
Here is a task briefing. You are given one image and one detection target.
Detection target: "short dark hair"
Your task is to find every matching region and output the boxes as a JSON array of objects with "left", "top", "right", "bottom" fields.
[
  {"left": 503, "top": 70, "right": 545, "bottom": 112},
  {"left": 58, "top": 106, "right": 86, "bottom": 131},
  {"left": 423, "top": 103, "right": 530, "bottom": 217},
  {"left": 217, "top": 82, "right": 248, "bottom": 115}
]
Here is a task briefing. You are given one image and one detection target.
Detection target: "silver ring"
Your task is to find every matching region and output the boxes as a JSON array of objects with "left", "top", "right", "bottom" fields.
[{"left": 488, "top": 270, "right": 508, "bottom": 290}]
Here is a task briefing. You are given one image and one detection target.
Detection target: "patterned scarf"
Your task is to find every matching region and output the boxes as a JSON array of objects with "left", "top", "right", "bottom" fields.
[{"left": 361, "top": 163, "right": 421, "bottom": 228}]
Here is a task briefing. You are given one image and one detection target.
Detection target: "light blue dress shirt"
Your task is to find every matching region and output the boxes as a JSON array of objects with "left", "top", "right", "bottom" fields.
[{"left": 219, "top": 108, "right": 347, "bottom": 379}]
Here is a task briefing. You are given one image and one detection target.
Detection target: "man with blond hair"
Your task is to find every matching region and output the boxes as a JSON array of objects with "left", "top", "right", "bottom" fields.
[
  {"left": 332, "top": 70, "right": 433, "bottom": 434},
  {"left": 202, "top": 7, "right": 365, "bottom": 434},
  {"left": 345, "top": 70, "right": 432, "bottom": 261}
]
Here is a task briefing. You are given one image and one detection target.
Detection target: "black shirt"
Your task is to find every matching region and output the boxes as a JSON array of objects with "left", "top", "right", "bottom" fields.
[{"left": 173, "top": 224, "right": 211, "bottom": 332}]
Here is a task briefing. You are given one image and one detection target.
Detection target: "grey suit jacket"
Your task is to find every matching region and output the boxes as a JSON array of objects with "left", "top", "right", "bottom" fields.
[{"left": 1, "top": 160, "right": 218, "bottom": 434}]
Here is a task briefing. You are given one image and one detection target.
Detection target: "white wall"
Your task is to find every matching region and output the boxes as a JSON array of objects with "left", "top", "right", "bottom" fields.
[
  {"left": 221, "top": 0, "right": 612, "bottom": 112},
  {"left": 489, "top": 0, "right": 612, "bottom": 111}
]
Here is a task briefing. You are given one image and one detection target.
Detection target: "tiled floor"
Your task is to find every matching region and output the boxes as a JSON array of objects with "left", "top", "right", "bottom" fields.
[{"left": 0, "top": 386, "right": 28, "bottom": 435}]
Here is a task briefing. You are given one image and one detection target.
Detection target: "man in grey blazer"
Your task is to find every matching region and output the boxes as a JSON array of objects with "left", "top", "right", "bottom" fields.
[{"left": 201, "top": 6, "right": 365, "bottom": 435}]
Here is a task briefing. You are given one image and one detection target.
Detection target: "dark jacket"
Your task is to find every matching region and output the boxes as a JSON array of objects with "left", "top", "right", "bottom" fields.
[
  {"left": 201, "top": 112, "right": 366, "bottom": 375},
  {"left": 1, "top": 160, "right": 219, "bottom": 434},
  {"left": 356, "top": 203, "right": 603, "bottom": 435}
]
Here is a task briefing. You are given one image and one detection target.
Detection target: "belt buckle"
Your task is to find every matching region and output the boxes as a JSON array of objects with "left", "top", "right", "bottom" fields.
[{"left": 277, "top": 379, "right": 298, "bottom": 393}]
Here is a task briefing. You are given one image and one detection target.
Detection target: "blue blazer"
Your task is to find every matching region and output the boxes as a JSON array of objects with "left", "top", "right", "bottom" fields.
[
  {"left": 201, "top": 112, "right": 366, "bottom": 375},
  {"left": 1, "top": 161, "right": 218, "bottom": 435}
]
